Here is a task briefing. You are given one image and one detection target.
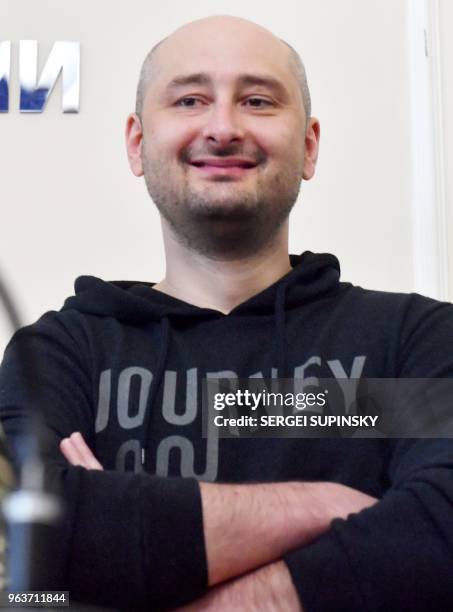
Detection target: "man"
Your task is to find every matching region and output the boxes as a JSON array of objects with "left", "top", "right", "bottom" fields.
[{"left": 1, "top": 14, "right": 453, "bottom": 612}]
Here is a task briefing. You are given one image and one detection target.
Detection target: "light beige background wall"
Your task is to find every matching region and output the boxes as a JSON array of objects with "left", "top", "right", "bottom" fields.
[
  {"left": 0, "top": 0, "right": 449, "bottom": 355},
  {"left": 440, "top": 0, "right": 453, "bottom": 299}
]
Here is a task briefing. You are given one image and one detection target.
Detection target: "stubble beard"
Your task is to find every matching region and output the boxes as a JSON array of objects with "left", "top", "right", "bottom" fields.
[{"left": 142, "top": 151, "right": 302, "bottom": 260}]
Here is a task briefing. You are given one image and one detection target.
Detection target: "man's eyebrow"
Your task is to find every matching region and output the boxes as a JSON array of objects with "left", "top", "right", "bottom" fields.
[
  {"left": 163, "top": 72, "right": 291, "bottom": 99},
  {"left": 236, "top": 74, "right": 290, "bottom": 99},
  {"left": 165, "top": 73, "right": 211, "bottom": 90}
]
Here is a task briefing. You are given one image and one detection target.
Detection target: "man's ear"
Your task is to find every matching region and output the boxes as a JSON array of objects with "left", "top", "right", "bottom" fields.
[
  {"left": 125, "top": 113, "right": 144, "bottom": 177},
  {"left": 302, "top": 117, "right": 320, "bottom": 180}
]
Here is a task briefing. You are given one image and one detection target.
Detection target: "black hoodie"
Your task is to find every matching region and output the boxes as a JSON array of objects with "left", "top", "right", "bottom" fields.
[{"left": 1, "top": 251, "right": 453, "bottom": 611}]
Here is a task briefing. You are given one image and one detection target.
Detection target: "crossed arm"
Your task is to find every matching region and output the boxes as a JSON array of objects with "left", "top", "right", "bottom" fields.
[{"left": 60, "top": 432, "right": 378, "bottom": 611}]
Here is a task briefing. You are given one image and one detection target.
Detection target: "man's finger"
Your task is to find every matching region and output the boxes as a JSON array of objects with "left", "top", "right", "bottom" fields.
[
  {"left": 60, "top": 433, "right": 103, "bottom": 470},
  {"left": 70, "top": 432, "right": 103, "bottom": 470},
  {"left": 60, "top": 436, "right": 86, "bottom": 467}
]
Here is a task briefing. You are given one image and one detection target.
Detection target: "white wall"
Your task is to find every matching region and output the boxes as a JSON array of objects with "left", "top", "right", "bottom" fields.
[
  {"left": 0, "top": 0, "right": 450, "bottom": 355},
  {"left": 440, "top": 0, "right": 453, "bottom": 299}
]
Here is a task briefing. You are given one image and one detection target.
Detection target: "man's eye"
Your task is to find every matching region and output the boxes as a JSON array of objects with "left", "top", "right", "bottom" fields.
[
  {"left": 175, "top": 97, "right": 203, "bottom": 107},
  {"left": 244, "top": 97, "right": 274, "bottom": 108}
]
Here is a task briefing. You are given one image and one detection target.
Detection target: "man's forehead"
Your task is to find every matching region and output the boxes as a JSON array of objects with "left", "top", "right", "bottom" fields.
[
  {"left": 150, "top": 17, "right": 293, "bottom": 85},
  {"left": 156, "top": 15, "right": 288, "bottom": 56}
]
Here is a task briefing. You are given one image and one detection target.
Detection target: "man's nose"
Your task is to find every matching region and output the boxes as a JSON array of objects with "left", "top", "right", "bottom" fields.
[{"left": 201, "top": 103, "right": 244, "bottom": 147}]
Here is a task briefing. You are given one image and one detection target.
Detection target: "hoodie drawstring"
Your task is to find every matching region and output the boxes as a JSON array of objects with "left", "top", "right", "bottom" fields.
[
  {"left": 274, "top": 282, "right": 288, "bottom": 378},
  {"left": 141, "top": 316, "right": 170, "bottom": 468}
]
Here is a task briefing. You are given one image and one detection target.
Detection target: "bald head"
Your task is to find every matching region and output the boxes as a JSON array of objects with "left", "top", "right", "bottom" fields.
[{"left": 135, "top": 16, "right": 311, "bottom": 120}]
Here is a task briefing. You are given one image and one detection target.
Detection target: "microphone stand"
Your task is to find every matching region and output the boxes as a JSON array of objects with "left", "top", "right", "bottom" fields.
[{"left": 0, "top": 271, "right": 62, "bottom": 591}]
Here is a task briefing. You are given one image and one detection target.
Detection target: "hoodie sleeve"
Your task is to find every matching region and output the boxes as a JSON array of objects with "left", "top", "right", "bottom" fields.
[
  {"left": 284, "top": 439, "right": 453, "bottom": 611},
  {"left": 0, "top": 314, "right": 208, "bottom": 611},
  {"left": 284, "top": 295, "right": 453, "bottom": 612}
]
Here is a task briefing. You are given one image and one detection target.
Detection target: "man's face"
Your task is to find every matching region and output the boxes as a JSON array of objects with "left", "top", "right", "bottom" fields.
[{"left": 126, "top": 17, "right": 319, "bottom": 259}]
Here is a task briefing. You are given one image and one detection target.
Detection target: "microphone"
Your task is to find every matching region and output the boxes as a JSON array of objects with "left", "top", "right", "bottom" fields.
[{"left": 2, "top": 433, "right": 61, "bottom": 590}]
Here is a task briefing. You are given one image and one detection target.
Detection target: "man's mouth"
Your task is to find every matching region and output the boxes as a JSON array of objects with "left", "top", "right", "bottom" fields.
[{"left": 188, "top": 157, "right": 258, "bottom": 177}]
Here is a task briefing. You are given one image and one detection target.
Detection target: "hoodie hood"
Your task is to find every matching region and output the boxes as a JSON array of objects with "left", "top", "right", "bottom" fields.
[{"left": 62, "top": 251, "right": 342, "bottom": 322}]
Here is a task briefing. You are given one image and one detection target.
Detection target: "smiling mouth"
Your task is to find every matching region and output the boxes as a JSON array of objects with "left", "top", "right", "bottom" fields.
[
  {"left": 188, "top": 160, "right": 259, "bottom": 179},
  {"left": 190, "top": 161, "right": 257, "bottom": 169}
]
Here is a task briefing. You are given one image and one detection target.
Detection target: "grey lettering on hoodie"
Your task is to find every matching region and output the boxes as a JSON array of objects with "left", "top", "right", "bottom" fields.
[
  {"left": 115, "top": 438, "right": 142, "bottom": 473},
  {"left": 162, "top": 368, "right": 197, "bottom": 425},
  {"left": 294, "top": 356, "right": 322, "bottom": 386},
  {"left": 293, "top": 356, "right": 323, "bottom": 414},
  {"left": 97, "top": 358, "right": 368, "bottom": 478},
  {"left": 155, "top": 370, "right": 236, "bottom": 481},
  {"left": 95, "top": 369, "right": 111, "bottom": 433},
  {"left": 327, "top": 356, "right": 367, "bottom": 414},
  {"left": 117, "top": 366, "right": 153, "bottom": 429},
  {"left": 207, "top": 370, "right": 240, "bottom": 435},
  {"left": 156, "top": 435, "right": 197, "bottom": 477},
  {"left": 155, "top": 428, "right": 219, "bottom": 481}
]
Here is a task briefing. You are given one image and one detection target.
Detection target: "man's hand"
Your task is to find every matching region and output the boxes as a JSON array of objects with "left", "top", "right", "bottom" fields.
[
  {"left": 59, "top": 432, "right": 103, "bottom": 470},
  {"left": 174, "top": 560, "right": 302, "bottom": 612}
]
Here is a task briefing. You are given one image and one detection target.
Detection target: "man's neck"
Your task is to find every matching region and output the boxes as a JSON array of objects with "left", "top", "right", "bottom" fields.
[{"left": 153, "top": 224, "right": 292, "bottom": 314}]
